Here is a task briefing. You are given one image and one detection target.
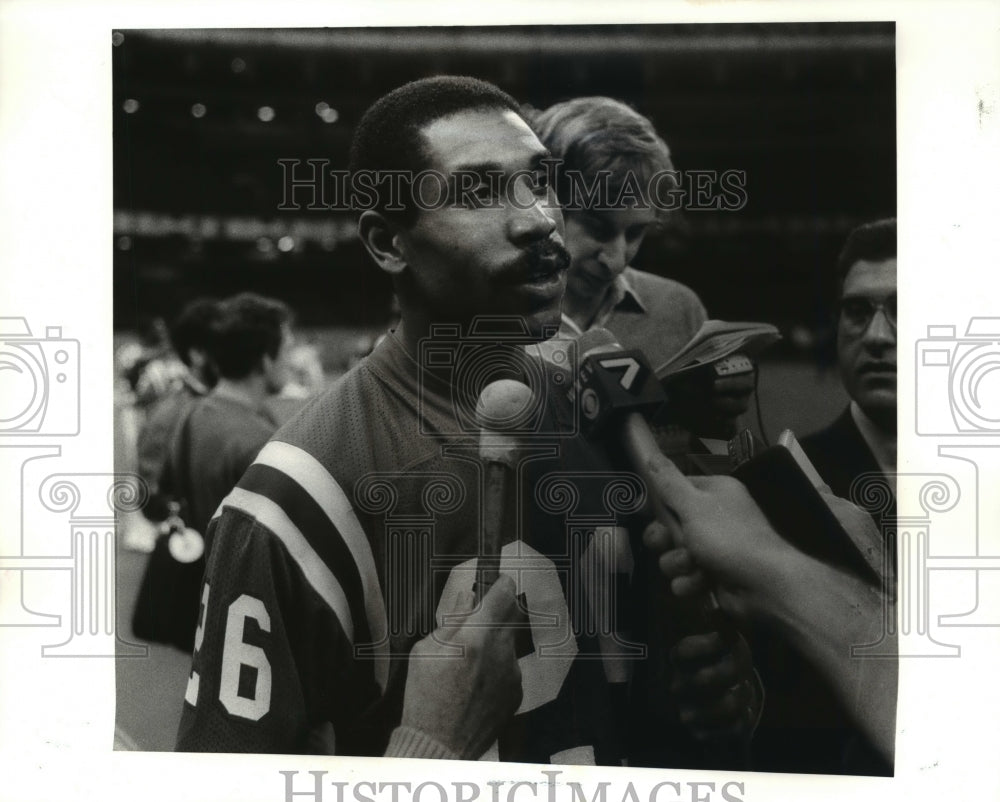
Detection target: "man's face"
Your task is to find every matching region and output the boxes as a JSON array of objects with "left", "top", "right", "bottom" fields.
[
  {"left": 395, "top": 108, "right": 570, "bottom": 340},
  {"left": 563, "top": 206, "right": 658, "bottom": 304},
  {"left": 837, "top": 257, "right": 897, "bottom": 430}
]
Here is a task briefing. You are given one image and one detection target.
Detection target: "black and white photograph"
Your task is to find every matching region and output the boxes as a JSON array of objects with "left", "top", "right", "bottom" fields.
[
  {"left": 111, "top": 21, "right": 899, "bottom": 773},
  {"left": 1, "top": 3, "right": 999, "bottom": 802}
]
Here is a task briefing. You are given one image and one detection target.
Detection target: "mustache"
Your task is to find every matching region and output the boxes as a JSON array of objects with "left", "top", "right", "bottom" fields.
[{"left": 523, "top": 238, "right": 572, "bottom": 273}]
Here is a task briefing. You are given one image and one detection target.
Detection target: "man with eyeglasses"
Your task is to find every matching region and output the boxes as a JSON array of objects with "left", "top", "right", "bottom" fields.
[
  {"left": 730, "top": 218, "right": 898, "bottom": 777},
  {"left": 801, "top": 218, "right": 897, "bottom": 533}
]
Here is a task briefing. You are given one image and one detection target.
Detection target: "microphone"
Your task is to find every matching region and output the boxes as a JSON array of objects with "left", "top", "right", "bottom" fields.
[
  {"left": 571, "top": 328, "right": 755, "bottom": 769},
  {"left": 570, "top": 328, "right": 723, "bottom": 625},
  {"left": 474, "top": 379, "right": 534, "bottom": 601}
]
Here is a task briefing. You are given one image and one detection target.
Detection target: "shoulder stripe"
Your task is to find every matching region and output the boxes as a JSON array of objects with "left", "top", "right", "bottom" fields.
[
  {"left": 254, "top": 440, "right": 389, "bottom": 691},
  {"left": 220, "top": 487, "right": 355, "bottom": 642},
  {"left": 239, "top": 464, "right": 371, "bottom": 646}
]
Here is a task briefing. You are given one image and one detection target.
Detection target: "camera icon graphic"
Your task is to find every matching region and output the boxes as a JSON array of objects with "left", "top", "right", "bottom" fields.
[
  {"left": 0, "top": 317, "right": 80, "bottom": 436},
  {"left": 417, "top": 316, "right": 575, "bottom": 437},
  {"left": 916, "top": 318, "right": 1000, "bottom": 435}
]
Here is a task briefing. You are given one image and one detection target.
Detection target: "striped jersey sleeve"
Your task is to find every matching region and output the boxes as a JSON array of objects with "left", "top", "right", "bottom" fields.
[{"left": 175, "top": 440, "right": 390, "bottom": 755}]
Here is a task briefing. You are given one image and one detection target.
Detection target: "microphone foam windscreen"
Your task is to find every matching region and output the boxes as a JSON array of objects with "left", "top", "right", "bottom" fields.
[{"left": 574, "top": 326, "right": 620, "bottom": 357}]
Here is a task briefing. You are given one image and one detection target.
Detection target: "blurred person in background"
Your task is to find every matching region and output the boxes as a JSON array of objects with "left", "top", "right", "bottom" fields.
[
  {"left": 132, "top": 292, "right": 292, "bottom": 652},
  {"left": 126, "top": 316, "right": 191, "bottom": 409},
  {"left": 135, "top": 297, "right": 221, "bottom": 534},
  {"left": 114, "top": 315, "right": 186, "bottom": 480},
  {"left": 282, "top": 342, "right": 326, "bottom": 397},
  {"left": 171, "top": 291, "right": 292, "bottom": 541},
  {"left": 801, "top": 218, "right": 897, "bottom": 532},
  {"left": 266, "top": 339, "right": 327, "bottom": 424},
  {"left": 530, "top": 97, "right": 755, "bottom": 442}
]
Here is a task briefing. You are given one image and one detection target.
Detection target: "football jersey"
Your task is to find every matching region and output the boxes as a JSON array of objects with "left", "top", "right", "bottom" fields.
[{"left": 175, "top": 332, "right": 647, "bottom": 762}]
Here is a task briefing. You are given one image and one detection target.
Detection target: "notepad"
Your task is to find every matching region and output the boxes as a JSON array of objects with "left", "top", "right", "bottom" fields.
[{"left": 654, "top": 319, "right": 782, "bottom": 380}]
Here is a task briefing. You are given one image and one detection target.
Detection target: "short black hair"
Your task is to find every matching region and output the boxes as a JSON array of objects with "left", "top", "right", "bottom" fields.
[
  {"left": 168, "top": 297, "right": 220, "bottom": 367},
  {"left": 208, "top": 293, "right": 292, "bottom": 380},
  {"left": 348, "top": 75, "right": 524, "bottom": 225},
  {"left": 835, "top": 218, "right": 897, "bottom": 296}
]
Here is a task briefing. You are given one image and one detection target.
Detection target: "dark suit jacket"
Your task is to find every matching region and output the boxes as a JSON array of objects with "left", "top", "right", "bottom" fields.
[
  {"left": 800, "top": 407, "right": 896, "bottom": 534},
  {"left": 747, "top": 408, "right": 895, "bottom": 776}
]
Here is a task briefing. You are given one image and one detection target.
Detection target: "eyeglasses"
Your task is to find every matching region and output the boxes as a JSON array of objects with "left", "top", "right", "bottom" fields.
[{"left": 838, "top": 295, "right": 896, "bottom": 336}]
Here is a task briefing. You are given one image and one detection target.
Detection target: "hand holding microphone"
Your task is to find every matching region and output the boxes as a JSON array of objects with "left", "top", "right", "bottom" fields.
[
  {"left": 398, "top": 574, "right": 523, "bottom": 760},
  {"left": 639, "top": 456, "right": 795, "bottom": 620},
  {"left": 570, "top": 327, "right": 725, "bottom": 626},
  {"left": 390, "top": 379, "right": 536, "bottom": 760},
  {"left": 570, "top": 328, "right": 759, "bottom": 763},
  {"left": 640, "top": 452, "right": 896, "bottom": 766},
  {"left": 473, "top": 378, "right": 534, "bottom": 600}
]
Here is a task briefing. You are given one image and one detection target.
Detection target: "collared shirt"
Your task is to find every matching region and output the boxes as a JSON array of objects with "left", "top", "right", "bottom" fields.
[
  {"left": 557, "top": 266, "right": 708, "bottom": 373},
  {"left": 560, "top": 268, "right": 649, "bottom": 336}
]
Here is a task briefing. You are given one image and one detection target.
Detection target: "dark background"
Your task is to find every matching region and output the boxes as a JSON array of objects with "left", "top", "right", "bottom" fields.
[{"left": 112, "top": 23, "right": 896, "bottom": 345}]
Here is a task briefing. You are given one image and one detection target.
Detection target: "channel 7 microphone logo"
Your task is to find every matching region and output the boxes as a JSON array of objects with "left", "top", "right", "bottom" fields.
[{"left": 0, "top": 317, "right": 80, "bottom": 436}]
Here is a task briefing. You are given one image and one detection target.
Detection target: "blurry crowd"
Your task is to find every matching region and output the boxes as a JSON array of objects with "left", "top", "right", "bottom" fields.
[{"left": 115, "top": 294, "right": 340, "bottom": 646}]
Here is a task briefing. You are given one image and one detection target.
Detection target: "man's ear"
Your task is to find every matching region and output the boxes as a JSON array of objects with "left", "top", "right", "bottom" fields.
[{"left": 358, "top": 210, "right": 408, "bottom": 276}]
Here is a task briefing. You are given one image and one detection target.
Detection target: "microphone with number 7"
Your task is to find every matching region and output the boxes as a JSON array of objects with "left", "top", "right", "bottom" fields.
[
  {"left": 570, "top": 334, "right": 756, "bottom": 767},
  {"left": 568, "top": 327, "right": 725, "bottom": 629},
  {"left": 473, "top": 379, "right": 534, "bottom": 602}
]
